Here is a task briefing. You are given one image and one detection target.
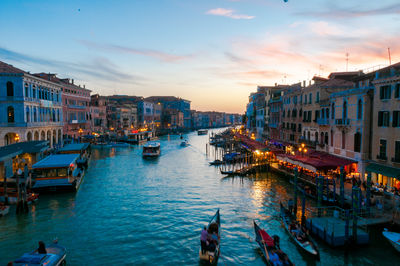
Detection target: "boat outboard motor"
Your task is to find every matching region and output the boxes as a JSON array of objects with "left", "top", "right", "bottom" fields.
[{"left": 272, "top": 235, "right": 280, "bottom": 249}]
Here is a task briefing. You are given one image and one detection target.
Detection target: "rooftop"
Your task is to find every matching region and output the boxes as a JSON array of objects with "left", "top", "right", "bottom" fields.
[
  {"left": 0, "top": 141, "right": 49, "bottom": 161},
  {"left": 0, "top": 60, "right": 26, "bottom": 74},
  {"left": 32, "top": 154, "right": 80, "bottom": 169}
]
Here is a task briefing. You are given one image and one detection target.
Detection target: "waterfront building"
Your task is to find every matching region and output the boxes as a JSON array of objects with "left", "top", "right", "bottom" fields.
[
  {"left": 281, "top": 83, "right": 302, "bottom": 145},
  {"left": 255, "top": 88, "right": 266, "bottom": 141},
  {"left": 34, "top": 73, "right": 91, "bottom": 140},
  {"left": 268, "top": 88, "right": 284, "bottom": 140},
  {"left": 329, "top": 75, "right": 373, "bottom": 179},
  {"left": 137, "top": 101, "right": 154, "bottom": 129},
  {"left": 368, "top": 63, "right": 400, "bottom": 188},
  {"left": 0, "top": 62, "right": 63, "bottom": 147},
  {"left": 162, "top": 108, "right": 184, "bottom": 129},
  {"left": 90, "top": 94, "right": 108, "bottom": 134},
  {"left": 145, "top": 96, "right": 191, "bottom": 129}
]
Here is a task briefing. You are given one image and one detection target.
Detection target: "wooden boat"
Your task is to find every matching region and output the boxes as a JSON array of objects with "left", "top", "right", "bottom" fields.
[
  {"left": 142, "top": 142, "right": 161, "bottom": 158},
  {"left": 13, "top": 241, "right": 66, "bottom": 266},
  {"left": 32, "top": 154, "right": 85, "bottom": 192},
  {"left": 209, "top": 160, "right": 224, "bottom": 166},
  {"left": 253, "top": 221, "right": 293, "bottom": 266},
  {"left": 199, "top": 209, "right": 220, "bottom": 265},
  {"left": 198, "top": 129, "right": 208, "bottom": 135},
  {"left": 280, "top": 203, "right": 320, "bottom": 259},
  {"left": 382, "top": 229, "right": 400, "bottom": 253},
  {"left": 220, "top": 169, "right": 235, "bottom": 175},
  {"left": 0, "top": 203, "right": 10, "bottom": 216}
]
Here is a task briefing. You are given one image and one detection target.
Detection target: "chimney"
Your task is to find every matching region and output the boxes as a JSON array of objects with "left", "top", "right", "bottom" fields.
[
  {"left": 309, "top": 80, "right": 311, "bottom": 86},
  {"left": 83, "top": 85, "right": 85, "bottom": 89},
  {"left": 302, "top": 80, "right": 306, "bottom": 87},
  {"left": 72, "top": 79, "right": 74, "bottom": 84}
]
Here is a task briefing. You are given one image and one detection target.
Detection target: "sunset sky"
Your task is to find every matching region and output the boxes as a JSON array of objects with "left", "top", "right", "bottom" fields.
[{"left": 0, "top": 0, "right": 399, "bottom": 113}]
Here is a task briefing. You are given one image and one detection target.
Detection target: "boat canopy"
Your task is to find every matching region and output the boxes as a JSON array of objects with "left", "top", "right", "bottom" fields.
[
  {"left": 59, "top": 143, "right": 90, "bottom": 153},
  {"left": 33, "top": 154, "right": 80, "bottom": 169}
]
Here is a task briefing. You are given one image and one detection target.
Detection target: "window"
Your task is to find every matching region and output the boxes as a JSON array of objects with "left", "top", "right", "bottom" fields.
[
  {"left": 315, "top": 110, "right": 320, "bottom": 122},
  {"left": 394, "top": 141, "right": 400, "bottom": 161},
  {"left": 395, "top": 84, "right": 400, "bottom": 98},
  {"left": 7, "top": 106, "right": 14, "bottom": 123},
  {"left": 287, "top": 110, "right": 291, "bottom": 118},
  {"left": 379, "top": 139, "right": 387, "bottom": 159},
  {"left": 283, "top": 109, "right": 285, "bottom": 117},
  {"left": 330, "top": 130, "right": 333, "bottom": 146},
  {"left": 34, "top": 108, "right": 37, "bottom": 122},
  {"left": 307, "top": 131, "right": 310, "bottom": 140},
  {"left": 393, "top": 111, "right": 400, "bottom": 127},
  {"left": 326, "top": 108, "right": 329, "bottom": 119},
  {"left": 316, "top": 91, "right": 320, "bottom": 103},
  {"left": 298, "top": 124, "right": 301, "bottom": 132},
  {"left": 331, "top": 103, "right": 335, "bottom": 120},
  {"left": 294, "top": 96, "right": 297, "bottom": 104},
  {"left": 24, "top": 84, "right": 29, "bottom": 98},
  {"left": 26, "top": 107, "right": 30, "bottom": 122},
  {"left": 6, "top": 81, "right": 14, "bottom": 96},
  {"left": 354, "top": 132, "right": 361, "bottom": 152},
  {"left": 357, "top": 99, "right": 362, "bottom": 120},
  {"left": 380, "top": 85, "right": 391, "bottom": 100},
  {"left": 292, "top": 109, "right": 297, "bottom": 118},
  {"left": 300, "top": 95, "right": 303, "bottom": 104},
  {"left": 342, "top": 131, "right": 345, "bottom": 149},
  {"left": 309, "top": 93, "right": 312, "bottom": 104},
  {"left": 343, "top": 101, "right": 347, "bottom": 119},
  {"left": 299, "top": 108, "right": 302, "bottom": 117},
  {"left": 316, "top": 132, "right": 319, "bottom": 142},
  {"left": 325, "top": 132, "right": 328, "bottom": 145},
  {"left": 378, "top": 111, "right": 390, "bottom": 127}
]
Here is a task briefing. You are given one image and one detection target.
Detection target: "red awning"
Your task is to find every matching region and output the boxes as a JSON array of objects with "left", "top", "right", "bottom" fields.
[{"left": 235, "top": 133, "right": 268, "bottom": 151}]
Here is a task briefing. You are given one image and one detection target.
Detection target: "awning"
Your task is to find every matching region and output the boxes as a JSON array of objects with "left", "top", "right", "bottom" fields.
[{"left": 366, "top": 163, "right": 400, "bottom": 179}]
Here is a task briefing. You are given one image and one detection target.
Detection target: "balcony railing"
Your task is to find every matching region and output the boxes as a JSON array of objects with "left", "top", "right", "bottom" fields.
[
  {"left": 317, "top": 118, "right": 330, "bottom": 125},
  {"left": 335, "top": 118, "right": 350, "bottom": 126}
]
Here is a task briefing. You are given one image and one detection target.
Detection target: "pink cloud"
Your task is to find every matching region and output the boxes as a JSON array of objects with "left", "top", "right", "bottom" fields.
[{"left": 206, "top": 8, "right": 255, "bottom": 19}]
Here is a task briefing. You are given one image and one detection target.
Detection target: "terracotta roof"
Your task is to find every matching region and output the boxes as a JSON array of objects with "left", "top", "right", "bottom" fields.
[
  {"left": 319, "top": 78, "right": 354, "bottom": 88},
  {"left": 0, "top": 61, "right": 26, "bottom": 74}
]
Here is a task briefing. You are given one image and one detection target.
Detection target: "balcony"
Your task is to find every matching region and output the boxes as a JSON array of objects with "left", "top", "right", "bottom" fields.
[
  {"left": 335, "top": 118, "right": 351, "bottom": 126},
  {"left": 68, "top": 104, "right": 87, "bottom": 109},
  {"left": 69, "top": 119, "right": 87, "bottom": 124},
  {"left": 317, "top": 118, "right": 330, "bottom": 126}
]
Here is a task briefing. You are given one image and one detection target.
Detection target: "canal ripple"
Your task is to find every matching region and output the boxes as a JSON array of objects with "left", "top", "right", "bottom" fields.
[{"left": 0, "top": 129, "right": 399, "bottom": 265}]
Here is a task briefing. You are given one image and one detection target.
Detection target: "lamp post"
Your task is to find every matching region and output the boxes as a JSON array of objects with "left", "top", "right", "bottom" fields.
[{"left": 298, "top": 143, "right": 308, "bottom": 157}]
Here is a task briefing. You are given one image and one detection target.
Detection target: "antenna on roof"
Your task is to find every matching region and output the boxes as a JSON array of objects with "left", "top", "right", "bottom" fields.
[
  {"left": 346, "top": 52, "right": 349, "bottom": 71},
  {"left": 388, "top": 47, "right": 391, "bottom": 65}
]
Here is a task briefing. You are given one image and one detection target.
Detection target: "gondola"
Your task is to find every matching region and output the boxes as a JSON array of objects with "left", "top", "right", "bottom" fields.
[
  {"left": 253, "top": 221, "right": 293, "bottom": 266},
  {"left": 382, "top": 228, "right": 400, "bottom": 253},
  {"left": 13, "top": 241, "right": 66, "bottom": 266},
  {"left": 199, "top": 209, "right": 220, "bottom": 265},
  {"left": 280, "top": 202, "right": 320, "bottom": 260},
  {"left": 298, "top": 185, "right": 337, "bottom": 205}
]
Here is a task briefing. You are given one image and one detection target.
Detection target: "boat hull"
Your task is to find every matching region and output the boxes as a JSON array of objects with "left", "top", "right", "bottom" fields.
[
  {"left": 33, "top": 171, "right": 84, "bottom": 193},
  {"left": 383, "top": 231, "right": 400, "bottom": 253}
]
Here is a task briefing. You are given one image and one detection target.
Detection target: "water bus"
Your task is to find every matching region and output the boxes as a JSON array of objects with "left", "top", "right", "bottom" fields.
[
  {"left": 32, "top": 154, "right": 84, "bottom": 192},
  {"left": 58, "top": 143, "right": 91, "bottom": 169},
  {"left": 142, "top": 142, "right": 161, "bottom": 158}
]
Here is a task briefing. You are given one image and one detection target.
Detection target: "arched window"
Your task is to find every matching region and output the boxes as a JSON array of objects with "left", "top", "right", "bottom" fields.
[
  {"left": 24, "top": 83, "right": 29, "bottom": 98},
  {"left": 343, "top": 101, "right": 348, "bottom": 119},
  {"left": 331, "top": 103, "right": 335, "bottom": 120},
  {"left": 57, "top": 109, "right": 60, "bottom": 122},
  {"left": 326, "top": 108, "right": 329, "bottom": 119},
  {"left": 7, "top": 106, "right": 14, "bottom": 123},
  {"left": 52, "top": 109, "right": 55, "bottom": 122},
  {"left": 26, "top": 107, "right": 30, "bottom": 122},
  {"left": 357, "top": 99, "right": 362, "bottom": 120},
  {"left": 34, "top": 108, "right": 37, "bottom": 122},
  {"left": 6, "top": 81, "right": 14, "bottom": 96},
  {"left": 354, "top": 132, "right": 361, "bottom": 152},
  {"left": 287, "top": 110, "right": 291, "bottom": 118},
  {"left": 321, "top": 132, "right": 324, "bottom": 143}
]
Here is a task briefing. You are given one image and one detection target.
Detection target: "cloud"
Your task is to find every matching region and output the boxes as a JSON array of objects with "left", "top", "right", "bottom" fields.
[
  {"left": 0, "top": 47, "right": 141, "bottom": 83},
  {"left": 295, "top": 3, "right": 400, "bottom": 19},
  {"left": 78, "top": 40, "right": 191, "bottom": 63},
  {"left": 206, "top": 8, "right": 255, "bottom": 19}
]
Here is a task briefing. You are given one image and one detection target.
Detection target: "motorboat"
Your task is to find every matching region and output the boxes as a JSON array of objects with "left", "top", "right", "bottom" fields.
[
  {"left": 198, "top": 129, "right": 208, "bottom": 135},
  {"left": 143, "top": 142, "right": 161, "bottom": 158},
  {"left": 13, "top": 241, "right": 66, "bottom": 266}
]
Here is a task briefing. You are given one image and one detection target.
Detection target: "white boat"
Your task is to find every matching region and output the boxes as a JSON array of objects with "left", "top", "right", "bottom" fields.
[
  {"left": 383, "top": 229, "right": 400, "bottom": 253},
  {"left": 143, "top": 142, "right": 161, "bottom": 158},
  {"left": 0, "top": 203, "right": 10, "bottom": 216}
]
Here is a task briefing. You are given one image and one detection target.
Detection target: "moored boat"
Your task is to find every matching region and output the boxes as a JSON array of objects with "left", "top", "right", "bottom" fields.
[
  {"left": 199, "top": 209, "right": 220, "bottom": 265},
  {"left": 382, "top": 229, "right": 400, "bottom": 253},
  {"left": 280, "top": 203, "right": 320, "bottom": 259},
  {"left": 58, "top": 143, "right": 91, "bottom": 169},
  {"left": 0, "top": 202, "right": 10, "bottom": 216},
  {"left": 32, "top": 154, "right": 85, "bottom": 193},
  {"left": 13, "top": 241, "right": 66, "bottom": 266},
  {"left": 198, "top": 129, "right": 208, "bottom": 135},
  {"left": 253, "top": 220, "right": 293, "bottom": 266},
  {"left": 142, "top": 142, "right": 161, "bottom": 158},
  {"left": 209, "top": 160, "right": 224, "bottom": 166}
]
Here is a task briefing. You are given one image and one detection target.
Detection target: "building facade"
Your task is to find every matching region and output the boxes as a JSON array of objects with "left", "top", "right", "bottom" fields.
[{"left": 0, "top": 61, "right": 63, "bottom": 147}]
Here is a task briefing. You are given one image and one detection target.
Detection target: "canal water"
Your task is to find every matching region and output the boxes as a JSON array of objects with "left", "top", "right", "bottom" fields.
[{"left": 0, "top": 129, "right": 398, "bottom": 265}]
